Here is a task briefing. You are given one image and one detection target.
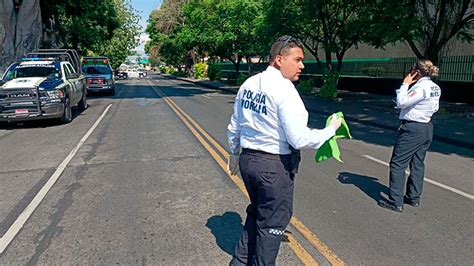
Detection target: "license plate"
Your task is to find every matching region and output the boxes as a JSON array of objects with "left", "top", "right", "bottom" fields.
[{"left": 15, "top": 109, "right": 28, "bottom": 114}]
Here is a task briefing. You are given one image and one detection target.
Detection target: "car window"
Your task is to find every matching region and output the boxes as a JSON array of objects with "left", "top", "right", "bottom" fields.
[
  {"left": 83, "top": 66, "right": 113, "bottom": 75},
  {"left": 2, "top": 63, "right": 18, "bottom": 81},
  {"left": 65, "top": 63, "right": 76, "bottom": 74},
  {"left": 63, "top": 64, "right": 71, "bottom": 78},
  {"left": 14, "top": 64, "right": 61, "bottom": 79}
]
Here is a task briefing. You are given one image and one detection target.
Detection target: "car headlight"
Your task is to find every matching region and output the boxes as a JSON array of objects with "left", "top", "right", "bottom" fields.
[{"left": 46, "top": 89, "right": 64, "bottom": 99}]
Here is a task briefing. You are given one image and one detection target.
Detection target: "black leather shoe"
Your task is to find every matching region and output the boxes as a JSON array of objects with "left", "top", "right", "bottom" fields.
[
  {"left": 378, "top": 199, "right": 403, "bottom": 213},
  {"left": 403, "top": 196, "right": 420, "bottom": 207}
]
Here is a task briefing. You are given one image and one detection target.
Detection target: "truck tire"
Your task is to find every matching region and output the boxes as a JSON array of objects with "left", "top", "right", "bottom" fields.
[
  {"left": 60, "top": 98, "right": 72, "bottom": 124},
  {"left": 78, "top": 91, "right": 88, "bottom": 111}
]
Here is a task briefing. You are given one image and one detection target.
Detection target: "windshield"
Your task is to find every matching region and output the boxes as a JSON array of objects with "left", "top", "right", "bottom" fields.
[
  {"left": 2, "top": 63, "right": 19, "bottom": 81},
  {"left": 14, "top": 65, "right": 61, "bottom": 79},
  {"left": 83, "top": 66, "right": 112, "bottom": 75}
]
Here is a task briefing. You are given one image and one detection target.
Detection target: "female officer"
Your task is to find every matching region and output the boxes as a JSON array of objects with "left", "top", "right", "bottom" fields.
[{"left": 378, "top": 59, "right": 441, "bottom": 212}]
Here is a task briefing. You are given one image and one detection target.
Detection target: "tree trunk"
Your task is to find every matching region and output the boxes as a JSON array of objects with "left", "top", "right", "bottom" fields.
[
  {"left": 336, "top": 52, "right": 344, "bottom": 72},
  {"left": 0, "top": 0, "right": 42, "bottom": 70},
  {"left": 15, "top": 0, "right": 42, "bottom": 61},
  {"left": 424, "top": 47, "right": 440, "bottom": 66},
  {"left": 0, "top": 0, "right": 16, "bottom": 71},
  {"left": 324, "top": 48, "right": 333, "bottom": 72}
]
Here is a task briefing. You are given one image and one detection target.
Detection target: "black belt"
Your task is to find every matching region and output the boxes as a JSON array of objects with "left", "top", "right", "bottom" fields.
[
  {"left": 242, "top": 148, "right": 290, "bottom": 160},
  {"left": 400, "top": 119, "right": 430, "bottom": 124}
]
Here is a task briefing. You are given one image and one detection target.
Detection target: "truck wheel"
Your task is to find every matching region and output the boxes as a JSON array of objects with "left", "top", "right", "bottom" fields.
[
  {"left": 78, "top": 92, "right": 88, "bottom": 111},
  {"left": 60, "top": 98, "right": 72, "bottom": 124}
]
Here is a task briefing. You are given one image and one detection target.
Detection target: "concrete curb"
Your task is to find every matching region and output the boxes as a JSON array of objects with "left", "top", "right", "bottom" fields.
[{"left": 159, "top": 74, "right": 473, "bottom": 149}]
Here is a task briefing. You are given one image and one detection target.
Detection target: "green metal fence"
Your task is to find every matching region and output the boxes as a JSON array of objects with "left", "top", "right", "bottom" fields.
[{"left": 218, "top": 55, "right": 474, "bottom": 82}]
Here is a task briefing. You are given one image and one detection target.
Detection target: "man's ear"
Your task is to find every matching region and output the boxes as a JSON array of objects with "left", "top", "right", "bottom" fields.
[{"left": 274, "top": 55, "right": 283, "bottom": 68}]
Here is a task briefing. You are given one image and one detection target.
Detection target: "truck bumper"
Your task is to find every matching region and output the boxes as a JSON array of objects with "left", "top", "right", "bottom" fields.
[
  {"left": 0, "top": 102, "right": 64, "bottom": 122},
  {"left": 87, "top": 85, "right": 114, "bottom": 92}
]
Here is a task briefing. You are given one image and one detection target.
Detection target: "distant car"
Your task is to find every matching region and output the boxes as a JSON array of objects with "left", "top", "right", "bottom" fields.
[
  {"left": 82, "top": 57, "right": 115, "bottom": 95},
  {"left": 126, "top": 69, "right": 146, "bottom": 79},
  {"left": 137, "top": 68, "right": 148, "bottom": 77},
  {"left": 116, "top": 71, "right": 128, "bottom": 79}
]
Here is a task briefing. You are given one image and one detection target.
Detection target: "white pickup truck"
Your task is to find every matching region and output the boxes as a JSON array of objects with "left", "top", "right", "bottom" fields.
[{"left": 126, "top": 68, "right": 147, "bottom": 78}]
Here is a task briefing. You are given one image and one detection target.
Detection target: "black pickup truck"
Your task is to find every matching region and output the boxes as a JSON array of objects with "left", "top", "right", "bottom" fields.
[{"left": 0, "top": 49, "right": 87, "bottom": 123}]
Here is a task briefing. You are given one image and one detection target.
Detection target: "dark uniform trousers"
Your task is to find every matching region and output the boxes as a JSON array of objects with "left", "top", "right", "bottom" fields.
[
  {"left": 389, "top": 120, "right": 433, "bottom": 206},
  {"left": 230, "top": 148, "right": 294, "bottom": 266}
]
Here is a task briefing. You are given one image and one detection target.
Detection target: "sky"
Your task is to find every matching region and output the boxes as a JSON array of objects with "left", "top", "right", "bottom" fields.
[{"left": 130, "top": 0, "right": 163, "bottom": 57}]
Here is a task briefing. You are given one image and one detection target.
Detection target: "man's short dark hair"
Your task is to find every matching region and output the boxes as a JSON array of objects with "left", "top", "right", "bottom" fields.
[{"left": 269, "top": 35, "right": 304, "bottom": 62}]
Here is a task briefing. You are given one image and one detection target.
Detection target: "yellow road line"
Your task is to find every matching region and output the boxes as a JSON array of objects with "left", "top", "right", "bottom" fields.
[
  {"left": 162, "top": 89, "right": 230, "bottom": 159},
  {"left": 150, "top": 80, "right": 345, "bottom": 265},
  {"left": 291, "top": 217, "right": 345, "bottom": 266},
  {"left": 150, "top": 82, "right": 247, "bottom": 198},
  {"left": 285, "top": 231, "right": 319, "bottom": 265}
]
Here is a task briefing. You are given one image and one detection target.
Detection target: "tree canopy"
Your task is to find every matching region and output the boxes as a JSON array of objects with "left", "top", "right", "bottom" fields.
[
  {"left": 41, "top": 0, "right": 122, "bottom": 53},
  {"left": 146, "top": 0, "right": 262, "bottom": 74},
  {"left": 88, "top": 0, "right": 141, "bottom": 69},
  {"left": 146, "top": 0, "right": 473, "bottom": 72},
  {"left": 408, "top": 0, "right": 473, "bottom": 64},
  {"left": 0, "top": 0, "right": 140, "bottom": 70}
]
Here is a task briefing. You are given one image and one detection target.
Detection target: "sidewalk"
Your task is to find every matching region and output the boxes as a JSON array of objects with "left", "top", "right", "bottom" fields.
[{"left": 161, "top": 74, "right": 474, "bottom": 150}]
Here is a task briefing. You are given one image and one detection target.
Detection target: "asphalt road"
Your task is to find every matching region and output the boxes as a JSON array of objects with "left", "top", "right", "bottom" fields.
[{"left": 0, "top": 74, "right": 472, "bottom": 265}]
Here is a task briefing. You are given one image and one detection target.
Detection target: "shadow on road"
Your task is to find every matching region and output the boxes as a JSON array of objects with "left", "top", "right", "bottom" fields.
[
  {"left": 0, "top": 108, "right": 86, "bottom": 130},
  {"left": 337, "top": 172, "right": 389, "bottom": 203},
  {"left": 206, "top": 211, "right": 243, "bottom": 255}
]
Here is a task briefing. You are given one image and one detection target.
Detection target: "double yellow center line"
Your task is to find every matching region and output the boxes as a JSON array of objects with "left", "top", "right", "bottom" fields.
[{"left": 149, "top": 80, "right": 345, "bottom": 266}]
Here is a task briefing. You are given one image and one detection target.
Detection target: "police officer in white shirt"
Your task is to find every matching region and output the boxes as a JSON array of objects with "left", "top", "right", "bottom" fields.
[
  {"left": 378, "top": 59, "right": 441, "bottom": 213},
  {"left": 227, "top": 35, "right": 342, "bottom": 265}
]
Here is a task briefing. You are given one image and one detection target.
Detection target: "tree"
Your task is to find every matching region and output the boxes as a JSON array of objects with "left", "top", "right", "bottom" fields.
[
  {"left": 90, "top": 0, "right": 140, "bottom": 69},
  {"left": 408, "top": 0, "right": 473, "bottom": 64},
  {"left": 1, "top": 0, "right": 42, "bottom": 70},
  {"left": 145, "top": 0, "right": 191, "bottom": 70},
  {"left": 1, "top": 0, "right": 139, "bottom": 70},
  {"left": 178, "top": 0, "right": 262, "bottom": 75},
  {"left": 261, "top": 0, "right": 364, "bottom": 72},
  {"left": 40, "top": 0, "right": 121, "bottom": 54},
  {"left": 362, "top": 0, "right": 473, "bottom": 65}
]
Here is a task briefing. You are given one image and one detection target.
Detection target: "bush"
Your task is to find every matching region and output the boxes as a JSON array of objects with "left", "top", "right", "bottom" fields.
[
  {"left": 173, "top": 70, "right": 187, "bottom": 77},
  {"left": 193, "top": 63, "right": 207, "bottom": 79},
  {"left": 208, "top": 64, "right": 222, "bottom": 81},
  {"left": 236, "top": 73, "right": 248, "bottom": 86},
  {"left": 319, "top": 71, "right": 339, "bottom": 99},
  {"left": 297, "top": 78, "right": 315, "bottom": 95},
  {"left": 164, "top": 67, "right": 175, "bottom": 74}
]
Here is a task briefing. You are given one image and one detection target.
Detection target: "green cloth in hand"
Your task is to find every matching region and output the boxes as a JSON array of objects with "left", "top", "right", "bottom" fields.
[{"left": 315, "top": 111, "right": 352, "bottom": 163}]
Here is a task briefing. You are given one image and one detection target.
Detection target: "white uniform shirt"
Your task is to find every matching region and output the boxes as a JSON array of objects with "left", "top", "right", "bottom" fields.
[
  {"left": 227, "top": 66, "right": 335, "bottom": 155},
  {"left": 396, "top": 77, "right": 441, "bottom": 123}
]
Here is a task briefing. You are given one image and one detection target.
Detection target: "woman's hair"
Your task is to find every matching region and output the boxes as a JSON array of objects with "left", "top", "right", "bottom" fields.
[{"left": 414, "top": 59, "right": 439, "bottom": 78}]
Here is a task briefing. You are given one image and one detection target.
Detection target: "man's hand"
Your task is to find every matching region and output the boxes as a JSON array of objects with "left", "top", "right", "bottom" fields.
[
  {"left": 328, "top": 114, "right": 342, "bottom": 131},
  {"left": 227, "top": 155, "right": 240, "bottom": 175}
]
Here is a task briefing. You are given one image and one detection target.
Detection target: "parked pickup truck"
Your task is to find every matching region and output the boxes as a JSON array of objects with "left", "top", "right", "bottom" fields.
[
  {"left": 0, "top": 49, "right": 87, "bottom": 123},
  {"left": 82, "top": 57, "right": 115, "bottom": 95}
]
